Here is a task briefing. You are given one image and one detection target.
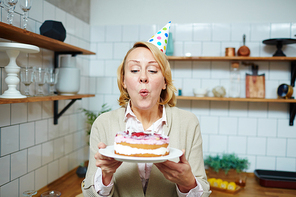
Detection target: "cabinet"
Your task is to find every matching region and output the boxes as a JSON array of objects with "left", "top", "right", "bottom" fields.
[
  {"left": 167, "top": 56, "right": 296, "bottom": 126},
  {"left": 0, "top": 22, "right": 96, "bottom": 124}
]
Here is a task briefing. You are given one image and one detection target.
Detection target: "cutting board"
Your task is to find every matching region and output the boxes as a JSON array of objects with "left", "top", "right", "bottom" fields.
[{"left": 246, "top": 74, "right": 265, "bottom": 98}]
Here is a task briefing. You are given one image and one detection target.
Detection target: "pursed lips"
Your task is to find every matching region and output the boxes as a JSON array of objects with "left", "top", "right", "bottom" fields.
[{"left": 139, "top": 89, "right": 149, "bottom": 97}]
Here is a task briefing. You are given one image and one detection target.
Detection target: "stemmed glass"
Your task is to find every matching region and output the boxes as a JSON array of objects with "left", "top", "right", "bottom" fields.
[
  {"left": 20, "top": 67, "right": 34, "bottom": 97},
  {"left": 34, "top": 67, "right": 46, "bottom": 96},
  {"left": 4, "top": 0, "right": 18, "bottom": 25},
  {"left": 23, "top": 190, "right": 37, "bottom": 197},
  {"left": 46, "top": 68, "right": 59, "bottom": 95},
  {"left": 19, "top": 0, "right": 32, "bottom": 29}
]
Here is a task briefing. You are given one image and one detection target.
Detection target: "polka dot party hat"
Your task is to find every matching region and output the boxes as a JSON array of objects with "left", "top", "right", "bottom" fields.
[{"left": 148, "top": 21, "right": 171, "bottom": 53}]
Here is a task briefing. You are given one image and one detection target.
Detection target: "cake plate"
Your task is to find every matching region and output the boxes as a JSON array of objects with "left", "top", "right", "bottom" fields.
[
  {"left": 0, "top": 43, "right": 40, "bottom": 98},
  {"left": 262, "top": 38, "right": 296, "bottom": 56}
]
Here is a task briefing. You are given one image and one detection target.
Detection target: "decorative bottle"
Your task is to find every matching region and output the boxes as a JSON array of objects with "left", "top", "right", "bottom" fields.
[{"left": 229, "top": 62, "right": 240, "bottom": 98}]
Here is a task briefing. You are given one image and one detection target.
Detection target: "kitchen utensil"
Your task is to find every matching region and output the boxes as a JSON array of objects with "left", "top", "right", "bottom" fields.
[
  {"left": 277, "top": 84, "right": 293, "bottom": 99},
  {"left": 225, "top": 47, "right": 235, "bottom": 56},
  {"left": 46, "top": 68, "right": 59, "bottom": 95},
  {"left": 4, "top": 0, "right": 18, "bottom": 25},
  {"left": 237, "top": 34, "right": 250, "bottom": 56},
  {"left": 193, "top": 88, "right": 208, "bottom": 97},
  {"left": 41, "top": 191, "right": 61, "bottom": 197},
  {"left": 19, "top": 0, "right": 33, "bottom": 29},
  {"left": 20, "top": 67, "right": 34, "bottom": 96},
  {"left": 245, "top": 63, "right": 265, "bottom": 98},
  {"left": 34, "top": 68, "right": 46, "bottom": 96},
  {"left": 262, "top": 38, "right": 296, "bottom": 56},
  {"left": 23, "top": 190, "right": 37, "bottom": 197}
]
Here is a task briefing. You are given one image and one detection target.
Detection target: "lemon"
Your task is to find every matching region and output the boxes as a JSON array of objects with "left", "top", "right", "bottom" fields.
[
  {"left": 227, "top": 182, "right": 236, "bottom": 191},
  {"left": 213, "top": 178, "right": 223, "bottom": 187},
  {"left": 220, "top": 181, "right": 228, "bottom": 189},
  {"left": 207, "top": 178, "right": 216, "bottom": 186}
]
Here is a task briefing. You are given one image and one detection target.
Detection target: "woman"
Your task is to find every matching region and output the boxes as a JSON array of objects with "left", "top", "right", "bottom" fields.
[{"left": 82, "top": 41, "right": 211, "bottom": 197}]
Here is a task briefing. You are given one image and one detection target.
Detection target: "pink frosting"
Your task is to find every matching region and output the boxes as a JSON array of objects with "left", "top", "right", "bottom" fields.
[{"left": 115, "top": 131, "right": 169, "bottom": 145}]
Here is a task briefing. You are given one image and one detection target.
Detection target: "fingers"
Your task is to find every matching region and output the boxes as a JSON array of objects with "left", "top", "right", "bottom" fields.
[
  {"left": 98, "top": 142, "right": 107, "bottom": 149},
  {"left": 179, "top": 149, "right": 187, "bottom": 164}
]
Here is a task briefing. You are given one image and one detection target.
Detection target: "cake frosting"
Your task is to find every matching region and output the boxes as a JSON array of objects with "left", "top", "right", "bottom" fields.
[{"left": 114, "top": 131, "right": 169, "bottom": 157}]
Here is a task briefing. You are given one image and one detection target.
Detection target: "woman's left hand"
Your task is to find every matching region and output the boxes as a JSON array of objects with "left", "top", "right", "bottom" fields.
[{"left": 154, "top": 149, "right": 197, "bottom": 193}]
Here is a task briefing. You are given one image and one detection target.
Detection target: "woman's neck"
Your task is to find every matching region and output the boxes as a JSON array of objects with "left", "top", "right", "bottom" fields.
[{"left": 131, "top": 104, "right": 163, "bottom": 131}]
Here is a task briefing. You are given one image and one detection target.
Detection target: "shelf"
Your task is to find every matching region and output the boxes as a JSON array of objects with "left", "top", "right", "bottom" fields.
[
  {"left": 0, "top": 94, "right": 95, "bottom": 104},
  {"left": 176, "top": 96, "right": 296, "bottom": 103},
  {"left": 0, "top": 22, "right": 95, "bottom": 55},
  {"left": 167, "top": 56, "right": 296, "bottom": 61}
]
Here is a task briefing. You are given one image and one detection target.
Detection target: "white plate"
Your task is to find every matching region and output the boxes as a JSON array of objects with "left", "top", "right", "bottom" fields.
[{"left": 99, "top": 145, "right": 183, "bottom": 163}]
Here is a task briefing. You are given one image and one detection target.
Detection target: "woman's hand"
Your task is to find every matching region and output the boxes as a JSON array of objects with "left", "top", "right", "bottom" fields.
[
  {"left": 94, "top": 142, "right": 122, "bottom": 185},
  {"left": 154, "top": 149, "right": 197, "bottom": 193}
]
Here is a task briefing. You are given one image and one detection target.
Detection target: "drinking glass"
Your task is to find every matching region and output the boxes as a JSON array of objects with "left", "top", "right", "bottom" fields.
[
  {"left": 4, "top": 0, "right": 18, "bottom": 25},
  {"left": 20, "top": 67, "right": 34, "bottom": 96},
  {"left": 41, "top": 190, "right": 61, "bottom": 197},
  {"left": 19, "top": 0, "right": 32, "bottom": 29},
  {"left": 34, "top": 68, "right": 46, "bottom": 96},
  {"left": 46, "top": 68, "right": 59, "bottom": 95},
  {"left": 23, "top": 190, "right": 37, "bottom": 197}
]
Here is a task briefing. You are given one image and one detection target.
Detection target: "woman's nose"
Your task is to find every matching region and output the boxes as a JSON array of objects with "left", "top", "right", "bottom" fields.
[{"left": 139, "top": 72, "right": 148, "bottom": 83}]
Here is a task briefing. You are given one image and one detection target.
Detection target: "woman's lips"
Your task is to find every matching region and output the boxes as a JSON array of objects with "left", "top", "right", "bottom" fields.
[{"left": 139, "top": 89, "right": 149, "bottom": 97}]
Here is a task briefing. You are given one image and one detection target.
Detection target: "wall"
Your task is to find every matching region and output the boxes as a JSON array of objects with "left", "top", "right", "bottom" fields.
[
  {"left": 0, "top": 1, "right": 91, "bottom": 196},
  {"left": 88, "top": 20, "right": 296, "bottom": 173}
]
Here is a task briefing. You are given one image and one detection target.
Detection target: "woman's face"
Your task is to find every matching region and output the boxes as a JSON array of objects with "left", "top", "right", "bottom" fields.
[{"left": 123, "top": 47, "right": 166, "bottom": 111}]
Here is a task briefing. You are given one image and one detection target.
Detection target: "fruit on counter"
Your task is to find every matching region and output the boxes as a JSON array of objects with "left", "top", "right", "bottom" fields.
[
  {"left": 220, "top": 181, "right": 229, "bottom": 189},
  {"left": 207, "top": 178, "right": 237, "bottom": 191},
  {"left": 227, "top": 182, "right": 236, "bottom": 191},
  {"left": 213, "top": 178, "right": 223, "bottom": 187}
]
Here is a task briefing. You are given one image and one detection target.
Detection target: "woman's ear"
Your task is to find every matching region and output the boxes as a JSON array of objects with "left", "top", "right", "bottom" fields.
[
  {"left": 123, "top": 79, "right": 127, "bottom": 89},
  {"left": 162, "top": 83, "right": 166, "bottom": 90}
]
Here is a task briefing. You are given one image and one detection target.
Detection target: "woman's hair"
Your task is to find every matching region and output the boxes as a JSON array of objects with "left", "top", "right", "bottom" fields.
[{"left": 117, "top": 41, "right": 176, "bottom": 107}]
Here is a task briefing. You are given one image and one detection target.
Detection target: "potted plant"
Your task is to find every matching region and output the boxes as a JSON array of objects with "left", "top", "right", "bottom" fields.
[
  {"left": 204, "top": 153, "right": 249, "bottom": 179},
  {"left": 76, "top": 104, "right": 111, "bottom": 177}
]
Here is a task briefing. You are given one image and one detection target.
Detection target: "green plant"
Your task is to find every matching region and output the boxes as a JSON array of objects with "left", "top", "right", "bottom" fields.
[
  {"left": 81, "top": 103, "right": 111, "bottom": 136},
  {"left": 204, "top": 153, "right": 249, "bottom": 174}
]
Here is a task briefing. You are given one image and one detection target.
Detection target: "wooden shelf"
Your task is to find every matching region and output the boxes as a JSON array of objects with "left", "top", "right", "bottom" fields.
[
  {"left": 0, "top": 94, "right": 95, "bottom": 104},
  {"left": 167, "top": 56, "right": 296, "bottom": 61},
  {"left": 177, "top": 96, "right": 296, "bottom": 103},
  {"left": 0, "top": 22, "right": 95, "bottom": 54}
]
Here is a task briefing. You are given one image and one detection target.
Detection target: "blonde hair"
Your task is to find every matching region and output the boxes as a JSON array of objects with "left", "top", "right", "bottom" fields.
[{"left": 117, "top": 41, "right": 176, "bottom": 107}]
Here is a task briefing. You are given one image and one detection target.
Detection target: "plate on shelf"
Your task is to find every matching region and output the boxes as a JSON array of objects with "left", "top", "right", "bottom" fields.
[{"left": 99, "top": 145, "right": 183, "bottom": 163}]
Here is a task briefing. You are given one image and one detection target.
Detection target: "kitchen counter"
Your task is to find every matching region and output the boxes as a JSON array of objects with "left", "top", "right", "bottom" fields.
[{"left": 36, "top": 169, "right": 296, "bottom": 197}]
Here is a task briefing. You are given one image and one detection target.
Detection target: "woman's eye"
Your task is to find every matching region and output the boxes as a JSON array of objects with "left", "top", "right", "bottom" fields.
[
  {"left": 149, "top": 70, "right": 157, "bottom": 74},
  {"left": 131, "top": 70, "right": 139, "bottom": 73}
]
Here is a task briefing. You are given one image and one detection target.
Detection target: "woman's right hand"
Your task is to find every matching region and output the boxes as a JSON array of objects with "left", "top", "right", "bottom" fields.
[{"left": 94, "top": 142, "right": 122, "bottom": 185}]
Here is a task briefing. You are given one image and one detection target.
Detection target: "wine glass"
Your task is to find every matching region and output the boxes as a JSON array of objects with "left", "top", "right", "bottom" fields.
[
  {"left": 46, "top": 68, "right": 59, "bottom": 95},
  {"left": 41, "top": 190, "right": 61, "bottom": 197},
  {"left": 20, "top": 67, "right": 34, "bottom": 97},
  {"left": 34, "top": 67, "right": 46, "bottom": 96},
  {"left": 19, "top": 0, "right": 32, "bottom": 29},
  {"left": 4, "top": 0, "right": 18, "bottom": 25},
  {"left": 23, "top": 190, "right": 37, "bottom": 197}
]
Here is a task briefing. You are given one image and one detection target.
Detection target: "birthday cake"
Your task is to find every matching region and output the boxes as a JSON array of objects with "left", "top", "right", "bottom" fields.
[{"left": 114, "top": 131, "right": 169, "bottom": 157}]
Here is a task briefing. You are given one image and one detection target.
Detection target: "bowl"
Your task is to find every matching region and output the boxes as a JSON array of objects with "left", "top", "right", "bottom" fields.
[{"left": 193, "top": 88, "right": 208, "bottom": 97}]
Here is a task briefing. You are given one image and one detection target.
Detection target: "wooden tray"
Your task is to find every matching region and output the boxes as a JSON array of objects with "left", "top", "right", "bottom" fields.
[{"left": 210, "top": 185, "right": 242, "bottom": 194}]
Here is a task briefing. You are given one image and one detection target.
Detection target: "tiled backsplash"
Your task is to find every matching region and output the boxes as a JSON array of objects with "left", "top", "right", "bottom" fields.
[
  {"left": 0, "top": 1, "right": 90, "bottom": 196},
  {"left": 89, "top": 22, "right": 296, "bottom": 175}
]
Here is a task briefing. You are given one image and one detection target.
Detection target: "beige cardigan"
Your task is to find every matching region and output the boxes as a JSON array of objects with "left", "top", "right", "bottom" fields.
[{"left": 82, "top": 105, "right": 211, "bottom": 197}]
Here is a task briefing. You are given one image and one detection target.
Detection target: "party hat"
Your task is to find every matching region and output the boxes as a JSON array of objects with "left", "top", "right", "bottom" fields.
[{"left": 147, "top": 21, "right": 171, "bottom": 53}]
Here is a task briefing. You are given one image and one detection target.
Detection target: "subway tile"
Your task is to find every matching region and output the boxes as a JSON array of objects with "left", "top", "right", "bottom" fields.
[
  {"left": 268, "top": 103, "right": 289, "bottom": 119},
  {"left": 43, "top": 1, "right": 55, "bottom": 21},
  {"left": 256, "top": 156, "right": 275, "bottom": 170},
  {"left": 35, "top": 119, "right": 48, "bottom": 144},
  {"left": 228, "top": 136, "right": 247, "bottom": 154},
  {"left": 106, "top": 25, "right": 122, "bottom": 42},
  {"left": 73, "top": 131, "right": 82, "bottom": 150},
  {"left": 48, "top": 160, "right": 59, "bottom": 184},
  {"left": 173, "top": 41, "right": 183, "bottom": 56},
  {"left": 104, "top": 94, "right": 121, "bottom": 110},
  {"left": 231, "top": 23, "right": 251, "bottom": 42},
  {"left": 42, "top": 141, "right": 54, "bottom": 165},
  {"left": 0, "top": 155, "right": 10, "bottom": 186},
  {"left": 238, "top": 118, "right": 257, "bottom": 136},
  {"left": 173, "top": 61, "right": 192, "bottom": 78},
  {"left": 55, "top": 7, "right": 66, "bottom": 25},
  {"left": 192, "top": 100, "right": 210, "bottom": 116},
  {"left": 65, "top": 13, "right": 76, "bottom": 35},
  {"left": 58, "top": 115, "right": 69, "bottom": 136},
  {"left": 122, "top": 25, "right": 139, "bottom": 42},
  {"left": 105, "top": 60, "right": 121, "bottom": 77},
  {"left": 258, "top": 119, "right": 277, "bottom": 137},
  {"left": 269, "top": 61, "right": 290, "bottom": 80},
  {"left": 175, "top": 24, "right": 193, "bottom": 41},
  {"left": 97, "top": 43, "right": 113, "bottom": 59},
  {"left": 270, "top": 23, "right": 290, "bottom": 38},
  {"left": 176, "top": 100, "right": 191, "bottom": 112},
  {"left": 201, "top": 134, "right": 209, "bottom": 152},
  {"left": 28, "top": 145, "right": 42, "bottom": 172},
  {"left": 246, "top": 42, "right": 260, "bottom": 57},
  {"left": 88, "top": 94, "right": 104, "bottom": 112},
  {"left": 0, "top": 104, "right": 10, "bottom": 127},
  {"left": 245, "top": 155, "right": 256, "bottom": 173},
  {"left": 201, "top": 79, "right": 220, "bottom": 97},
  {"left": 48, "top": 118, "right": 59, "bottom": 140},
  {"left": 287, "top": 139, "right": 296, "bottom": 157},
  {"left": 266, "top": 138, "right": 286, "bottom": 156},
  {"left": 59, "top": 156, "right": 69, "bottom": 177},
  {"left": 247, "top": 137, "right": 266, "bottom": 155},
  {"left": 0, "top": 179, "right": 18, "bottom": 197},
  {"left": 209, "top": 135, "right": 227, "bottom": 153},
  {"left": 11, "top": 103, "right": 27, "bottom": 124},
  {"left": 193, "top": 23, "right": 212, "bottom": 41},
  {"left": 192, "top": 61, "right": 211, "bottom": 79},
  {"left": 248, "top": 102, "right": 268, "bottom": 118},
  {"left": 96, "top": 77, "right": 113, "bottom": 94},
  {"left": 11, "top": 149, "right": 27, "bottom": 180},
  {"left": 89, "top": 60, "right": 104, "bottom": 77},
  {"left": 219, "top": 117, "right": 238, "bottom": 135},
  {"left": 19, "top": 171, "right": 35, "bottom": 195},
  {"left": 277, "top": 119, "right": 296, "bottom": 138},
  {"left": 183, "top": 78, "right": 201, "bottom": 96},
  {"left": 20, "top": 122, "right": 35, "bottom": 149},
  {"left": 210, "top": 101, "right": 229, "bottom": 116},
  {"left": 35, "top": 165, "right": 48, "bottom": 190},
  {"left": 292, "top": 23, "right": 296, "bottom": 38},
  {"left": 53, "top": 137, "right": 64, "bottom": 160},
  {"left": 276, "top": 157, "right": 296, "bottom": 171},
  {"left": 28, "top": 102, "right": 42, "bottom": 121},
  {"left": 184, "top": 42, "right": 202, "bottom": 56},
  {"left": 91, "top": 26, "right": 105, "bottom": 42},
  {"left": 202, "top": 42, "right": 221, "bottom": 56},
  {"left": 42, "top": 101, "right": 53, "bottom": 119},
  {"left": 29, "top": 0, "right": 43, "bottom": 22},
  {"left": 113, "top": 43, "right": 131, "bottom": 59},
  {"left": 75, "top": 18, "right": 84, "bottom": 39},
  {"left": 283, "top": 44, "right": 296, "bottom": 57},
  {"left": 250, "top": 23, "right": 270, "bottom": 41},
  {"left": 1, "top": 125, "right": 19, "bottom": 156},
  {"left": 212, "top": 24, "right": 231, "bottom": 41},
  {"left": 69, "top": 114, "right": 78, "bottom": 133},
  {"left": 200, "top": 116, "right": 219, "bottom": 134},
  {"left": 229, "top": 102, "right": 248, "bottom": 117},
  {"left": 265, "top": 80, "right": 279, "bottom": 99},
  {"left": 211, "top": 61, "right": 229, "bottom": 79},
  {"left": 64, "top": 134, "right": 74, "bottom": 154},
  {"left": 139, "top": 25, "right": 157, "bottom": 41}
]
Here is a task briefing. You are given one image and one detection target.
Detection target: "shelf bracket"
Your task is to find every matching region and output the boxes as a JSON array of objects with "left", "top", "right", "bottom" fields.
[
  {"left": 54, "top": 51, "right": 82, "bottom": 69},
  {"left": 291, "top": 61, "right": 296, "bottom": 87},
  {"left": 289, "top": 102, "right": 296, "bottom": 126},
  {"left": 53, "top": 98, "right": 81, "bottom": 125}
]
